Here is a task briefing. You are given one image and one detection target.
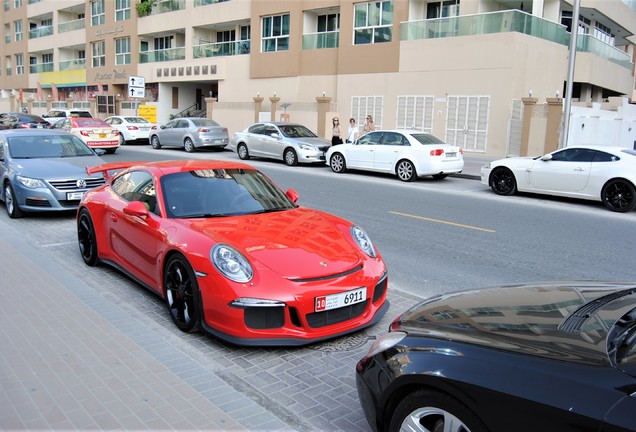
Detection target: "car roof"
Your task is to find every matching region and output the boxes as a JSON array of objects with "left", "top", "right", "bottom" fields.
[{"left": 0, "top": 129, "right": 74, "bottom": 138}]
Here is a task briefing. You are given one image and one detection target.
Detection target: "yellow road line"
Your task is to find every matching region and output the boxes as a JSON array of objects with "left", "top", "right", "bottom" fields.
[{"left": 390, "top": 211, "right": 496, "bottom": 233}]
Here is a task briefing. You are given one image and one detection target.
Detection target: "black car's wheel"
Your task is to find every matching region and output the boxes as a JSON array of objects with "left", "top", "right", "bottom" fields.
[
  {"left": 432, "top": 174, "right": 448, "bottom": 180},
  {"left": 77, "top": 208, "right": 99, "bottom": 266},
  {"left": 184, "top": 138, "right": 196, "bottom": 153},
  {"left": 163, "top": 254, "right": 201, "bottom": 333},
  {"left": 237, "top": 143, "right": 250, "bottom": 160},
  {"left": 489, "top": 167, "right": 517, "bottom": 196},
  {"left": 396, "top": 160, "right": 416, "bottom": 182},
  {"left": 601, "top": 179, "right": 636, "bottom": 212},
  {"left": 151, "top": 135, "right": 162, "bottom": 149},
  {"left": 330, "top": 153, "right": 347, "bottom": 173},
  {"left": 4, "top": 182, "right": 24, "bottom": 219},
  {"left": 390, "top": 390, "right": 487, "bottom": 432},
  {"left": 284, "top": 148, "right": 298, "bottom": 166}
]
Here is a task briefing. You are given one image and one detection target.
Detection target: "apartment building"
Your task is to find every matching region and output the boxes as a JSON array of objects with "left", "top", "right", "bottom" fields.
[{"left": 1, "top": 0, "right": 636, "bottom": 158}]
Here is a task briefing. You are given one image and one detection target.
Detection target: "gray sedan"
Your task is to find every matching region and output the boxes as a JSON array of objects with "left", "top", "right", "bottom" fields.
[
  {"left": 0, "top": 129, "right": 105, "bottom": 218},
  {"left": 150, "top": 117, "right": 229, "bottom": 152},
  {"left": 229, "top": 122, "right": 331, "bottom": 166}
]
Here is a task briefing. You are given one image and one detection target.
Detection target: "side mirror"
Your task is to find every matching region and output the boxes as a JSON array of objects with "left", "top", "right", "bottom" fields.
[
  {"left": 160, "top": 125, "right": 166, "bottom": 129},
  {"left": 123, "top": 201, "right": 150, "bottom": 218},
  {"left": 540, "top": 154, "right": 553, "bottom": 161},
  {"left": 286, "top": 188, "right": 299, "bottom": 204},
  {"left": 271, "top": 133, "right": 280, "bottom": 139}
]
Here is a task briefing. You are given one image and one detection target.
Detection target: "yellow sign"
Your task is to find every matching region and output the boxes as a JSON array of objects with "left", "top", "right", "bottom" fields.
[{"left": 138, "top": 105, "right": 157, "bottom": 123}]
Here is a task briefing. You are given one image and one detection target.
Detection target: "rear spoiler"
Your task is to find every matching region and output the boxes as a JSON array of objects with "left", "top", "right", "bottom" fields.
[{"left": 86, "top": 161, "right": 138, "bottom": 179}]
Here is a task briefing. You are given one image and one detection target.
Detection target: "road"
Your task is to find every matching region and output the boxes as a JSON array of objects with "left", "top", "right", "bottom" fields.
[{"left": 2, "top": 143, "right": 635, "bottom": 431}]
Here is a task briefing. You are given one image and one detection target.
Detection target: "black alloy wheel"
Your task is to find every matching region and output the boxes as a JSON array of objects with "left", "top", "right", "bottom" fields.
[
  {"left": 489, "top": 167, "right": 517, "bottom": 196},
  {"left": 77, "top": 208, "right": 99, "bottom": 266},
  {"left": 163, "top": 254, "right": 201, "bottom": 333},
  {"left": 601, "top": 179, "right": 636, "bottom": 212}
]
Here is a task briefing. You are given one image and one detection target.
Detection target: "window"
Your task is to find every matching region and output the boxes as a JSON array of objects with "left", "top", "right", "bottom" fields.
[
  {"left": 262, "top": 13, "right": 290, "bottom": 52},
  {"left": 42, "top": 52, "right": 53, "bottom": 66},
  {"left": 14, "top": 0, "right": 21, "bottom": 7},
  {"left": 14, "top": 20, "right": 22, "bottom": 41},
  {"left": 318, "top": 13, "right": 340, "bottom": 32},
  {"left": 397, "top": 96, "right": 435, "bottom": 133},
  {"left": 240, "top": 25, "right": 250, "bottom": 41},
  {"left": 154, "top": 35, "right": 173, "bottom": 50},
  {"left": 594, "top": 22, "right": 614, "bottom": 45},
  {"left": 91, "top": 0, "right": 105, "bottom": 26},
  {"left": 115, "top": 37, "right": 131, "bottom": 65},
  {"left": 111, "top": 170, "right": 158, "bottom": 215},
  {"left": 351, "top": 96, "right": 383, "bottom": 128},
  {"left": 115, "top": 0, "right": 131, "bottom": 21},
  {"left": 354, "top": 1, "right": 393, "bottom": 45},
  {"left": 426, "top": 0, "right": 459, "bottom": 19},
  {"left": 92, "top": 40, "right": 105, "bottom": 67},
  {"left": 41, "top": 18, "right": 52, "bottom": 27},
  {"left": 15, "top": 53, "right": 24, "bottom": 75}
]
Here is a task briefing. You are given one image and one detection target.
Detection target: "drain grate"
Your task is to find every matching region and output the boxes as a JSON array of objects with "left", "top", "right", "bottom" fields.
[{"left": 308, "top": 332, "right": 374, "bottom": 352}]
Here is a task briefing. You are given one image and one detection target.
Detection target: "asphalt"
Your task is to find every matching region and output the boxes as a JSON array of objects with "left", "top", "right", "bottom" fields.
[{"left": 0, "top": 154, "right": 490, "bottom": 431}]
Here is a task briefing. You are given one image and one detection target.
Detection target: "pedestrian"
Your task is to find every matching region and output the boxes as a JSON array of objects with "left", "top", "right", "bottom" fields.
[
  {"left": 360, "top": 114, "right": 376, "bottom": 137},
  {"left": 346, "top": 118, "right": 359, "bottom": 143},
  {"left": 331, "top": 117, "right": 343, "bottom": 145}
]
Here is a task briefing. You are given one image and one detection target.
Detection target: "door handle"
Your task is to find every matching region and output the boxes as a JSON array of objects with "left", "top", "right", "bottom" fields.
[
  {"left": 573, "top": 167, "right": 584, "bottom": 172},
  {"left": 110, "top": 213, "right": 118, "bottom": 222}
]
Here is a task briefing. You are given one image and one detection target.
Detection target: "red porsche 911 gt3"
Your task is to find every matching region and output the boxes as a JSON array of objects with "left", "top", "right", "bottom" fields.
[{"left": 77, "top": 160, "right": 389, "bottom": 346}]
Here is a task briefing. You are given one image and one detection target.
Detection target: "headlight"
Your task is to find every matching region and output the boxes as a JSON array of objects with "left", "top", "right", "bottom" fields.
[
  {"left": 17, "top": 175, "right": 46, "bottom": 189},
  {"left": 211, "top": 244, "right": 253, "bottom": 283},
  {"left": 298, "top": 143, "right": 316, "bottom": 151},
  {"left": 365, "top": 331, "right": 407, "bottom": 357},
  {"left": 351, "top": 225, "right": 376, "bottom": 258}
]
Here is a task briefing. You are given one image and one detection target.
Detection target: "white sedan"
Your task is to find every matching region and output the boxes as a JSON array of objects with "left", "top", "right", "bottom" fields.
[
  {"left": 481, "top": 145, "right": 636, "bottom": 212},
  {"left": 326, "top": 130, "right": 464, "bottom": 182},
  {"left": 104, "top": 116, "right": 156, "bottom": 145}
]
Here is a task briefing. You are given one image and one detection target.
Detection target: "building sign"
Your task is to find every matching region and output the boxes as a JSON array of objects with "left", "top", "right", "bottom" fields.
[{"left": 138, "top": 105, "right": 157, "bottom": 123}]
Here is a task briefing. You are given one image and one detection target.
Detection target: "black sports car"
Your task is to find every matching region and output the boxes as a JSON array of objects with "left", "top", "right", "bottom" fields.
[{"left": 356, "top": 282, "right": 636, "bottom": 432}]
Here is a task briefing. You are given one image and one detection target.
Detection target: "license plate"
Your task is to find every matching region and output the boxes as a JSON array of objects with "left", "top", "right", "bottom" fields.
[
  {"left": 315, "top": 287, "right": 367, "bottom": 312},
  {"left": 446, "top": 152, "right": 457, "bottom": 158},
  {"left": 67, "top": 192, "right": 84, "bottom": 200},
  {"left": 99, "top": 134, "right": 106, "bottom": 138}
]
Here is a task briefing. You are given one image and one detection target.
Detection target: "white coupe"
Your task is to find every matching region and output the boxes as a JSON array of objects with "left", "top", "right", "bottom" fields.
[{"left": 481, "top": 145, "right": 636, "bottom": 212}]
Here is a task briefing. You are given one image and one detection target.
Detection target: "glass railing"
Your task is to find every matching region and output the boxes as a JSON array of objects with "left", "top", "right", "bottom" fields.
[
  {"left": 622, "top": 0, "right": 636, "bottom": 12},
  {"left": 194, "top": 0, "right": 227, "bottom": 6},
  {"left": 140, "top": 47, "right": 186, "bottom": 63},
  {"left": 28, "top": 25, "right": 54, "bottom": 39},
  {"left": 29, "top": 63, "right": 54, "bottom": 73},
  {"left": 576, "top": 34, "right": 632, "bottom": 69},
  {"left": 193, "top": 40, "right": 250, "bottom": 58},
  {"left": 150, "top": 0, "right": 185, "bottom": 15},
  {"left": 58, "top": 18, "right": 85, "bottom": 33},
  {"left": 401, "top": 10, "right": 568, "bottom": 45},
  {"left": 302, "top": 31, "right": 339, "bottom": 49},
  {"left": 59, "top": 59, "right": 86, "bottom": 70}
]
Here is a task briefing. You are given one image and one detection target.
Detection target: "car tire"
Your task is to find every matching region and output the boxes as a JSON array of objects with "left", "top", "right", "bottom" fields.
[
  {"left": 432, "top": 174, "right": 448, "bottom": 180},
  {"left": 151, "top": 135, "right": 162, "bottom": 149},
  {"left": 330, "top": 153, "right": 347, "bottom": 173},
  {"left": 105, "top": 148, "right": 117, "bottom": 154},
  {"left": 601, "top": 179, "right": 636, "bottom": 212},
  {"left": 489, "top": 167, "right": 517, "bottom": 196},
  {"left": 77, "top": 208, "right": 100, "bottom": 266},
  {"left": 396, "top": 160, "right": 416, "bottom": 182},
  {"left": 163, "top": 254, "right": 202, "bottom": 333},
  {"left": 237, "top": 143, "right": 250, "bottom": 160},
  {"left": 284, "top": 148, "right": 298, "bottom": 166},
  {"left": 390, "top": 389, "right": 487, "bottom": 432},
  {"left": 4, "top": 182, "right": 24, "bottom": 219},
  {"left": 184, "top": 138, "right": 196, "bottom": 153}
]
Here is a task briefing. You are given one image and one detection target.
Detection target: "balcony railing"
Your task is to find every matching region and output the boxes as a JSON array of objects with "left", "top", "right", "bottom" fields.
[
  {"left": 59, "top": 59, "right": 86, "bottom": 70},
  {"left": 194, "top": 0, "right": 227, "bottom": 6},
  {"left": 58, "top": 18, "right": 85, "bottom": 33},
  {"left": 28, "top": 25, "right": 54, "bottom": 39},
  {"left": 302, "top": 31, "right": 339, "bottom": 50},
  {"left": 30, "top": 63, "right": 54, "bottom": 73},
  {"left": 193, "top": 40, "right": 250, "bottom": 58},
  {"left": 150, "top": 0, "right": 185, "bottom": 15},
  {"left": 576, "top": 34, "right": 632, "bottom": 69},
  {"left": 140, "top": 47, "right": 186, "bottom": 63}
]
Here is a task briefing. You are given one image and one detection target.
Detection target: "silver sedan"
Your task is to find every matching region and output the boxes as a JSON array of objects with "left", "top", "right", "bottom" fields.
[{"left": 150, "top": 117, "right": 229, "bottom": 152}]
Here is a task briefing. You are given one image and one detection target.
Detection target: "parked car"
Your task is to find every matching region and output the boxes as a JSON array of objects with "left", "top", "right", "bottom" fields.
[
  {"left": 52, "top": 117, "right": 120, "bottom": 154},
  {"left": 41, "top": 108, "right": 93, "bottom": 125},
  {"left": 229, "top": 122, "right": 331, "bottom": 166},
  {"left": 149, "top": 117, "right": 228, "bottom": 152},
  {"left": 0, "top": 112, "right": 50, "bottom": 130},
  {"left": 0, "top": 129, "right": 105, "bottom": 218},
  {"left": 481, "top": 145, "right": 636, "bottom": 212},
  {"left": 356, "top": 281, "right": 636, "bottom": 432},
  {"left": 104, "top": 115, "right": 156, "bottom": 145},
  {"left": 326, "top": 130, "right": 464, "bottom": 182},
  {"left": 77, "top": 159, "right": 389, "bottom": 345}
]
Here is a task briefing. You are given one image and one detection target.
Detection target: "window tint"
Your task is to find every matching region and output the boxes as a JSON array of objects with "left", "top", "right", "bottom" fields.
[
  {"left": 593, "top": 151, "right": 618, "bottom": 162},
  {"left": 411, "top": 133, "right": 445, "bottom": 145},
  {"left": 111, "top": 170, "right": 158, "bottom": 214},
  {"left": 358, "top": 132, "right": 381, "bottom": 145},
  {"left": 263, "top": 126, "right": 278, "bottom": 136},
  {"left": 380, "top": 132, "right": 405, "bottom": 146},
  {"left": 248, "top": 124, "right": 264, "bottom": 134},
  {"left": 551, "top": 148, "right": 595, "bottom": 162}
]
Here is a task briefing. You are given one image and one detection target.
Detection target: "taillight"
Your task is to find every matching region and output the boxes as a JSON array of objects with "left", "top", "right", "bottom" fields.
[
  {"left": 459, "top": 148, "right": 463, "bottom": 155},
  {"left": 197, "top": 128, "right": 210, "bottom": 133},
  {"left": 430, "top": 149, "right": 444, "bottom": 156},
  {"left": 80, "top": 130, "right": 90, "bottom": 136},
  {"left": 151, "top": 126, "right": 157, "bottom": 130},
  {"left": 127, "top": 126, "right": 139, "bottom": 130}
]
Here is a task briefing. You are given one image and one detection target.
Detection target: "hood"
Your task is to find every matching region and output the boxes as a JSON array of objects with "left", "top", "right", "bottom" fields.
[
  {"left": 183, "top": 207, "right": 364, "bottom": 278},
  {"left": 394, "top": 281, "right": 636, "bottom": 366},
  {"left": 13, "top": 155, "right": 104, "bottom": 179},
  {"left": 290, "top": 137, "right": 331, "bottom": 148}
]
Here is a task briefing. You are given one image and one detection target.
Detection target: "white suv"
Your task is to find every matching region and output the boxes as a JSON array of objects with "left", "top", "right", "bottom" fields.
[{"left": 42, "top": 109, "right": 93, "bottom": 125}]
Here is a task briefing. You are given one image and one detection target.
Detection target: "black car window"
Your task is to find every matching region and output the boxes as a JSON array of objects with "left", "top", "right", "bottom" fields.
[
  {"left": 248, "top": 124, "right": 264, "bottom": 134},
  {"left": 263, "top": 126, "right": 278, "bottom": 137},
  {"left": 411, "top": 133, "right": 445, "bottom": 145},
  {"left": 279, "top": 125, "right": 316, "bottom": 138},
  {"left": 111, "top": 170, "right": 158, "bottom": 215},
  {"left": 358, "top": 132, "right": 381, "bottom": 145},
  {"left": 380, "top": 132, "right": 405, "bottom": 146},
  {"left": 593, "top": 151, "right": 618, "bottom": 162}
]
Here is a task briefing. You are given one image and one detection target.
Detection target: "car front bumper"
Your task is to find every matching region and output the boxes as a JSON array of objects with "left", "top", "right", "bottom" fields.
[{"left": 10, "top": 178, "right": 104, "bottom": 212}]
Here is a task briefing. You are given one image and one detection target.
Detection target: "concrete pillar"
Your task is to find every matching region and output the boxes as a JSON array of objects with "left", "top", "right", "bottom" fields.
[
  {"left": 9, "top": 94, "right": 16, "bottom": 112},
  {"left": 520, "top": 97, "right": 538, "bottom": 157},
  {"left": 316, "top": 96, "right": 332, "bottom": 139},
  {"left": 269, "top": 96, "right": 280, "bottom": 122},
  {"left": 253, "top": 96, "right": 264, "bottom": 123},
  {"left": 205, "top": 97, "right": 217, "bottom": 120},
  {"left": 545, "top": 97, "right": 563, "bottom": 153}
]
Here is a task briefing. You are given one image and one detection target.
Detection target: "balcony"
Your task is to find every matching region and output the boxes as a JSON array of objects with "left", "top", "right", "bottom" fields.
[
  {"left": 150, "top": 0, "right": 185, "bottom": 15},
  {"left": 140, "top": 47, "right": 186, "bottom": 63},
  {"left": 576, "top": 34, "right": 632, "bottom": 69},
  {"left": 193, "top": 40, "right": 250, "bottom": 58},
  {"left": 29, "top": 25, "right": 53, "bottom": 39},
  {"left": 58, "top": 18, "right": 85, "bottom": 34},
  {"left": 59, "top": 59, "right": 86, "bottom": 71},
  {"left": 30, "top": 62, "right": 54, "bottom": 73},
  {"left": 302, "top": 31, "right": 339, "bottom": 50}
]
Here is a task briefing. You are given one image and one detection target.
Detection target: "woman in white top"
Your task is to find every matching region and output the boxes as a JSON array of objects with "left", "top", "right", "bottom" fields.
[{"left": 347, "top": 118, "right": 359, "bottom": 143}]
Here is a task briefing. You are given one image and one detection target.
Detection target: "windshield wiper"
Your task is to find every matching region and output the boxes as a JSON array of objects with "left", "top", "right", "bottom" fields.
[
  {"left": 176, "top": 213, "right": 226, "bottom": 219},
  {"left": 246, "top": 207, "right": 290, "bottom": 215}
]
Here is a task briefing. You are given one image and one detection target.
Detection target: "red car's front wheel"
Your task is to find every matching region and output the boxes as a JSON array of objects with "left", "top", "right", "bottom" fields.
[{"left": 163, "top": 254, "right": 202, "bottom": 333}]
